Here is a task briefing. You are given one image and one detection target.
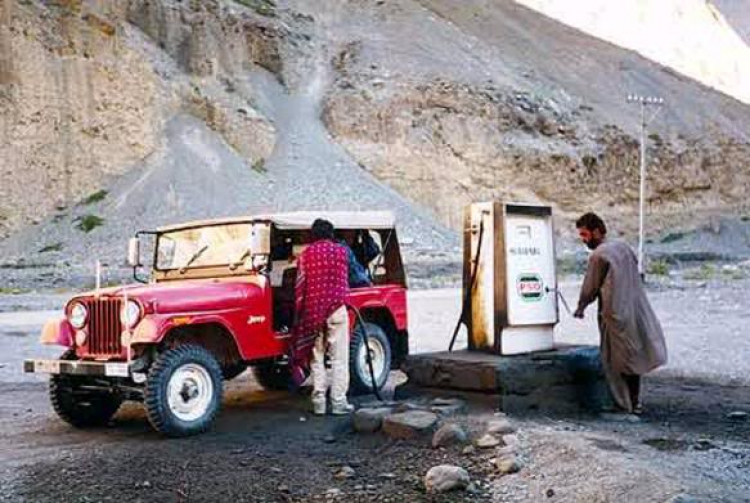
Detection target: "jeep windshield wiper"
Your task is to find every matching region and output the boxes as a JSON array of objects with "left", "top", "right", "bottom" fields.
[
  {"left": 229, "top": 248, "right": 250, "bottom": 271},
  {"left": 179, "top": 245, "right": 209, "bottom": 274}
]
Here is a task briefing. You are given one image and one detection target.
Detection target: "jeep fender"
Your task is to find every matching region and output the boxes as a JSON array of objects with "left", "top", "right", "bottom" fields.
[
  {"left": 40, "top": 318, "right": 74, "bottom": 348},
  {"left": 131, "top": 314, "right": 235, "bottom": 346}
]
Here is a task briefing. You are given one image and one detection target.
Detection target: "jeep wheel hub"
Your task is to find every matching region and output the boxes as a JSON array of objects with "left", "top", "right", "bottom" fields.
[
  {"left": 168, "top": 363, "right": 213, "bottom": 422},
  {"left": 358, "top": 338, "right": 386, "bottom": 386}
]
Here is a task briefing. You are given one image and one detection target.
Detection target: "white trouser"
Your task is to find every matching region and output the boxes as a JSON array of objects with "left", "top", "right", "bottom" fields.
[{"left": 311, "top": 305, "right": 350, "bottom": 407}]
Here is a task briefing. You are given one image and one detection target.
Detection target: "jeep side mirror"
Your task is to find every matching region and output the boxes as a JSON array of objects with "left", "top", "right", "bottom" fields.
[{"left": 128, "top": 237, "right": 141, "bottom": 267}]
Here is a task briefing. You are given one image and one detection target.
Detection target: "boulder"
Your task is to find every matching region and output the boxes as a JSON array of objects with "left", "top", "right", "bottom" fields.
[
  {"left": 494, "top": 456, "right": 523, "bottom": 475},
  {"left": 424, "top": 465, "right": 470, "bottom": 493},
  {"left": 475, "top": 433, "right": 502, "bottom": 449},
  {"left": 353, "top": 407, "right": 392, "bottom": 433},
  {"left": 382, "top": 410, "right": 439, "bottom": 439},
  {"left": 486, "top": 418, "right": 515, "bottom": 435},
  {"left": 432, "top": 423, "right": 469, "bottom": 448}
]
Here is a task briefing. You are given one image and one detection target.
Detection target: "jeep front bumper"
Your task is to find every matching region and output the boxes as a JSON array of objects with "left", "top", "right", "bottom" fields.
[{"left": 24, "top": 359, "right": 130, "bottom": 378}]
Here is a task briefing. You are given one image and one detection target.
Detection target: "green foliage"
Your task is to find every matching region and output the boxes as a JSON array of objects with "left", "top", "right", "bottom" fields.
[
  {"left": 252, "top": 158, "right": 267, "bottom": 173},
  {"left": 647, "top": 259, "right": 670, "bottom": 276},
  {"left": 74, "top": 214, "right": 105, "bottom": 233},
  {"left": 39, "top": 243, "right": 63, "bottom": 253},
  {"left": 683, "top": 263, "right": 715, "bottom": 281},
  {"left": 79, "top": 190, "right": 108, "bottom": 206},
  {"left": 720, "top": 267, "right": 746, "bottom": 281},
  {"left": 0, "top": 287, "right": 28, "bottom": 294},
  {"left": 233, "top": 0, "right": 277, "bottom": 17}
]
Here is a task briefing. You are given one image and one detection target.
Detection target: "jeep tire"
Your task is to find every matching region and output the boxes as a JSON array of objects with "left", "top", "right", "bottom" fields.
[
  {"left": 349, "top": 322, "right": 392, "bottom": 395},
  {"left": 145, "top": 345, "right": 223, "bottom": 437},
  {"left": 50, "top": 350, "right": 122, "bottom": 428}
]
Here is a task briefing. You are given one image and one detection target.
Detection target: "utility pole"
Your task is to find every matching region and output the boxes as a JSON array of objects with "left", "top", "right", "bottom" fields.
[{"left": 626, "top": 94, "right": 664, "bottom": 278}]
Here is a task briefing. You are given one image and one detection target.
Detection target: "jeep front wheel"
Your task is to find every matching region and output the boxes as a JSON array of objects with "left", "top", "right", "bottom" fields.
[
  {"left": 145, "top": 345, "right": 223, "bottom": 437},
  {"left": 50, "top": 350, "right": 122, "bottom": 428}
]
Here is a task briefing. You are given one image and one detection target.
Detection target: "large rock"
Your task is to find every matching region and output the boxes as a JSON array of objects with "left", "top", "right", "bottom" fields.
[
  {"left": 424, "top": 465, "right": 470, "bottom": 493},
  {"left": 382, "top": 411, "right": 439, "bottom": 439},
  {"left": 494, "top": 456, "right": 523, "bottom": 475},
  {"left": 475, "top": 433, "right": 502, "bottom": 449},
  {"left": 353, "top": 407, "right": 393, "bottom": 433},
  {"left": 486, "top": 418, "right": 515, "bottom": 435},
  {"left": 432, "top": 423, "right": 469, "bottom": 448}
]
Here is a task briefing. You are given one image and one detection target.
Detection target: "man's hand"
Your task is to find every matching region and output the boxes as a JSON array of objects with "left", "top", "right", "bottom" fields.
[{"left": 573, "top": 308, "right": 585, "bottom": 319}]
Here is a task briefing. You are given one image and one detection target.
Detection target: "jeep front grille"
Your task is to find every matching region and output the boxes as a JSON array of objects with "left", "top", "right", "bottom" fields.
[{"left": 85, "top": 298, "right": 123, "bottom": 356}]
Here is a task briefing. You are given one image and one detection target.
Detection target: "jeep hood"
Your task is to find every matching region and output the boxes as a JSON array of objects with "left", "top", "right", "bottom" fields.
[{"left": 72, "top": 281, "right": 261, "bottom": 314}]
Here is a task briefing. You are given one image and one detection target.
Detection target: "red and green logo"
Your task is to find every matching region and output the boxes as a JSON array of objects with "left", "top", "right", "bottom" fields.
[{"left": 516, "top": 273, "right": 543, "bottom": 302}]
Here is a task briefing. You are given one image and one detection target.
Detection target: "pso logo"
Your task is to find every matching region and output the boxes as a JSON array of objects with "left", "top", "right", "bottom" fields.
[{"left": 516, "top": 273, "right": 543, "bottom": 302}]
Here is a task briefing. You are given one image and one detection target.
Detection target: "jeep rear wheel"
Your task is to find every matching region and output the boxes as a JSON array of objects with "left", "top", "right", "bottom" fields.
[
  {"left": 349, "top": 322, "right": 391, "bottom": 395},
  {"left": 145, "top": 345, "right": 223, "bottom": 437},
  {"left": 50, "top": 350, "right": 122, "bottom": 428}
]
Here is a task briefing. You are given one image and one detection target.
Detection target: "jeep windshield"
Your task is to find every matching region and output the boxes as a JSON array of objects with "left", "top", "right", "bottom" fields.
[{"left": 155, "top": 223, "right": 252, "bottom": 271}]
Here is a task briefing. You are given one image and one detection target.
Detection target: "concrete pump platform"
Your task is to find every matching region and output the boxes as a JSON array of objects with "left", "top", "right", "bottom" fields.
[{"left": 400, "top": 345, "right": 614, "bottom": 413}]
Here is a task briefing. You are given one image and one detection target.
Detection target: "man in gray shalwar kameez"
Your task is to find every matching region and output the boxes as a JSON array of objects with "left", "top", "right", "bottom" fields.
[{"left": 574, "top": 213, "right": 668, "bottom": 414}]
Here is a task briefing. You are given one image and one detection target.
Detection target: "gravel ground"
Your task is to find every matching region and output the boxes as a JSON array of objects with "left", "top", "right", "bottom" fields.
[{"left": 0, "top": 276, "right": 749, "bottom": 502}]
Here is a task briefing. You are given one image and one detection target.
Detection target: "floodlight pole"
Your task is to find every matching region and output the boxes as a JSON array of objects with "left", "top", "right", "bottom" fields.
[{"left": 626, "top": 94, "right": 664, "bottom": 278}]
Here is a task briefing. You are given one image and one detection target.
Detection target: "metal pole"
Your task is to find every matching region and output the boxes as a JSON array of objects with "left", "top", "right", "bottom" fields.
[
  {"left": 638, "top": 102, "right": 646, "bottom": 277},
  {"left": 626, "top": 94, "right": 664, "bottom": 280}
]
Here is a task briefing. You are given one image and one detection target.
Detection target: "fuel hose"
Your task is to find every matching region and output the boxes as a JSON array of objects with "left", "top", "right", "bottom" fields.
[
  {"left": 448, "top": 215, "right": 486, "bottom": 352},
  {"left": 345, "top": 303, "right": 383, "bottom": 401}
]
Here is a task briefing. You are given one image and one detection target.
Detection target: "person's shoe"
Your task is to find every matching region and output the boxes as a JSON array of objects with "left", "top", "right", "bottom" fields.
[
  {"left": 599, "top": 412, "right": 641, "bottom": 423},
  {"left": 330, "top": 402, "right": 355, "bottom": 415},
  {"left": 312, "top": 400, "right": 327, "bottom": 416}
]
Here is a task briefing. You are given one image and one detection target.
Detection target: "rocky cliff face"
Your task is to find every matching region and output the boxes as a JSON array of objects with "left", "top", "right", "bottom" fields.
[
  {"left": 0, "top": 0, "right": 277, "bottom": 240},
  {"left": 1, "top": 0, "right": 750, "bottom": 268}
]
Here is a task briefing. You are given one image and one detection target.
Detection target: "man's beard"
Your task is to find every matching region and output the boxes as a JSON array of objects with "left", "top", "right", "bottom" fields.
[{"left": 585, "top": 240, "right": 599, "bottom": 250}]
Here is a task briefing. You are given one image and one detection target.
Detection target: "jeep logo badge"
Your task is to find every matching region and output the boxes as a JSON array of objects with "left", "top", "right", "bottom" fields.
[
  {"left": 247, "top": 315, "right": 266, "bottom": 325},
  {"left": 516, "top": 273, "right": 543, "bottom": 302}
]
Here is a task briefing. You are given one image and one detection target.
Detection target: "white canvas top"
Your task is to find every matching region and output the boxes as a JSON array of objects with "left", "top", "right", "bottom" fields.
[{"left": 156, "top": 211, "right": 396, "bottom": 233}]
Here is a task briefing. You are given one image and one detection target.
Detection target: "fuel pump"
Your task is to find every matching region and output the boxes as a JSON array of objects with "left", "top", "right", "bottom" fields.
[{"left": 460, "top": 202, "right": 559, "bottom": 355}]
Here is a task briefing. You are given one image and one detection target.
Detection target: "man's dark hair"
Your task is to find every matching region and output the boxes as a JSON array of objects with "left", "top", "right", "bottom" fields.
[
  {"left": 311, "top": 218, "right": 335, "bottom": 241},
  {"left": 575, "top": 212, "right": 607, "bottom": 234}
]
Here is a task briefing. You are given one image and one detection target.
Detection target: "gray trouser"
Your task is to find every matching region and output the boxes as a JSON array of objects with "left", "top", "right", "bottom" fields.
[{"left": 311, "top": 306, "right": 350, "bottom": 407}]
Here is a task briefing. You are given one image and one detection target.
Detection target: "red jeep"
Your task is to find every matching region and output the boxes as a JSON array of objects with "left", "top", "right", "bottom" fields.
[{"left": 24, "top": 212, "right": 409, "bottom": 437}]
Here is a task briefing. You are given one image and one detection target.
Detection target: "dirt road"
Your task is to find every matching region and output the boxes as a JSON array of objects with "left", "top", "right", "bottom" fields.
[{"left": 1, "top": 278, "right": 749, "bottom": 502}]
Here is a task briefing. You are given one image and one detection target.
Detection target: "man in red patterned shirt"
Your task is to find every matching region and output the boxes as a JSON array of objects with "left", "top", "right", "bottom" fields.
[{"left": 292, "top": 219, "right": 353, "bottom": 415}]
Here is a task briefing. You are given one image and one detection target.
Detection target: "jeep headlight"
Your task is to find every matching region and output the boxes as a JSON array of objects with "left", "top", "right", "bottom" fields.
[
  {"left": 68, "top": 302, "right": 88, "bottom": 329},
  {"left": 120, "top": 300, "right": 142, "bottom": 328}
]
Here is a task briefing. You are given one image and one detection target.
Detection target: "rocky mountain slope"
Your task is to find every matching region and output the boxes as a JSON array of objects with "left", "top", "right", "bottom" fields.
[{"left": 1, "top": 0, "right": 750, "bottom": 281}]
